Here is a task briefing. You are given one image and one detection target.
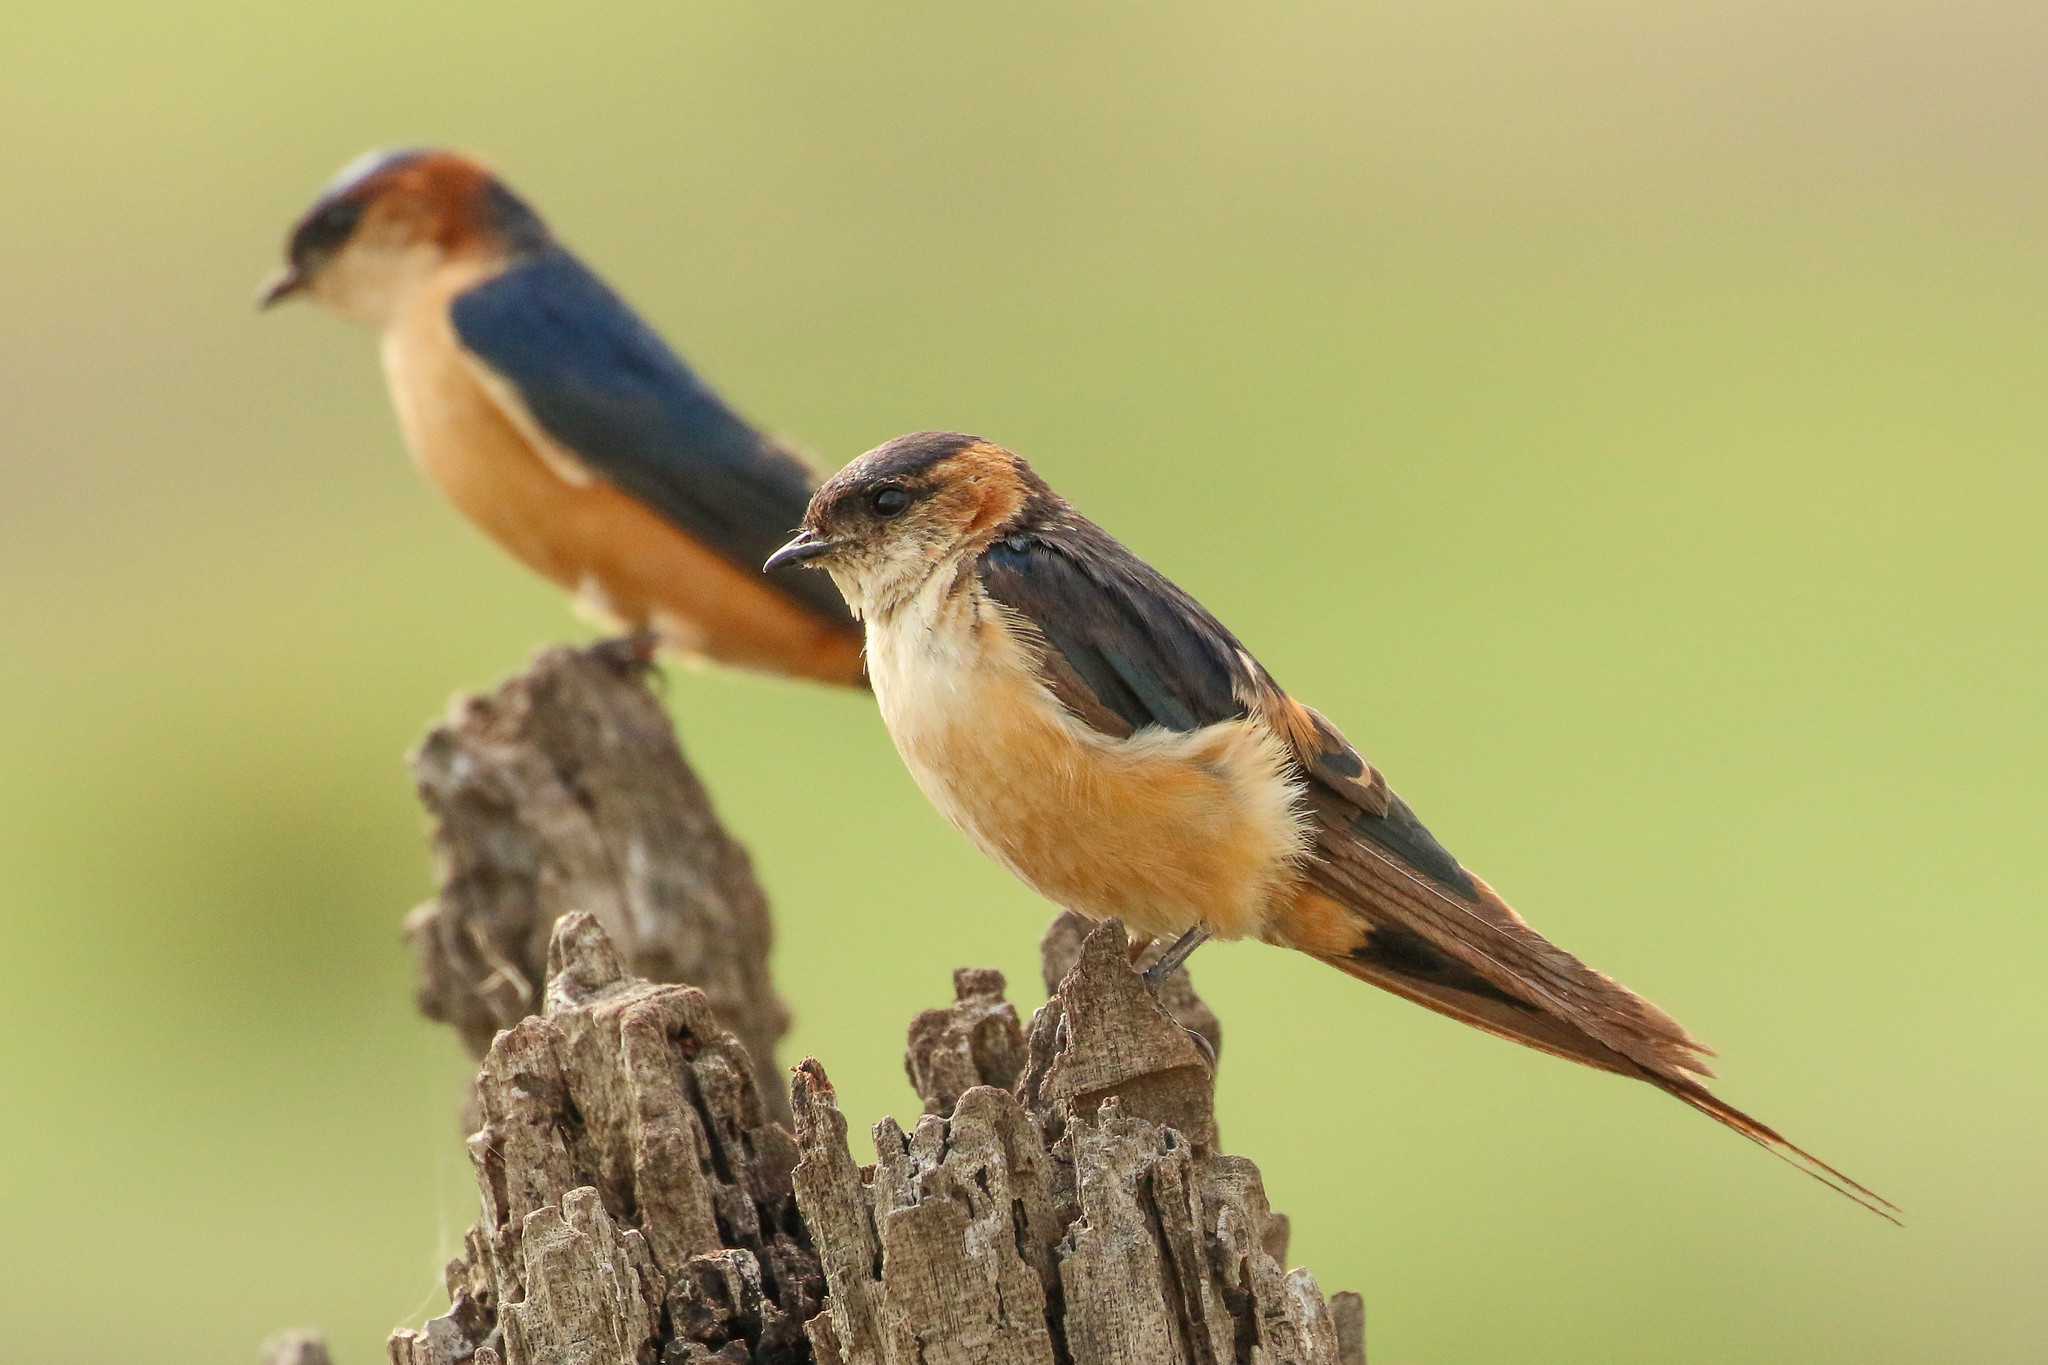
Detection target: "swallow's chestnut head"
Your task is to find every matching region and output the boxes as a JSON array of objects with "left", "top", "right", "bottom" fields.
[
  {"left": 260, "top": 148, "right": 551, "bottom": 326},
  {"left": 766, "top": 431, "right": 1053, "bottom": 617}
]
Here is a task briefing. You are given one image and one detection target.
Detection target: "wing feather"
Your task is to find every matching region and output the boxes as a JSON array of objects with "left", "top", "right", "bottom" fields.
[
  {"left": 1300, "top": 776, "right": 1714, "bottom": 1080},
  {"left": 977, "top": 523, "right": 1394, "bottom": 809},
  {"left": 449, "top": 248, "right": 854, "bottom": 626}
]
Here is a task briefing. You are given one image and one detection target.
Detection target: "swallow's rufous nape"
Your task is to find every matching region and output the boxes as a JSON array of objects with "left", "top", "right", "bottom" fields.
[
  {"left": 767, "top": 430, "right": 1897, "bottom": 1220},
  {"left": 261, "top": 148, "right": 865, "bottom": 687}
]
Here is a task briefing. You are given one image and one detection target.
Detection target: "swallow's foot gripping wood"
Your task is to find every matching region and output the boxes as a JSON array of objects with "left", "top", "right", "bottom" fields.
[
  {"left": 582, "top": 626, "right": 663, "bottom": 672},
  {"left": 1139, "top": 921, "right": 1213, "bottom": 989},
  {"left": 1043, "top": 908, "right": 1222, "bottom": 1065},
  {"left": 404, "top": 642, "right": 790, "bottom": 1120}
]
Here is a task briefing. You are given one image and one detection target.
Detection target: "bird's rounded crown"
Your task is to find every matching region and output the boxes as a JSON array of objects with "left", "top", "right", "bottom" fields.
[
  {"left": 808, "top": 431, "right": 1059, "bottom": 539},
  {"left": 268, "top": 148, "right": 550, "bottom": 307},
  {"left": 779, "top": 432, "right": 1064, "bottom": 614}
]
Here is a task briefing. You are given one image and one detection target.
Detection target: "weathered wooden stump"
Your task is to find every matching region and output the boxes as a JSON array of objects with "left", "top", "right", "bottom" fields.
[
  {"left": 390, "top": 911, "right": 1361, "bottom": 1365},
  {"left": 404, "top": 643, "right": 790, "bottom": 1120},
  {"left": 268, "top": 646, "right": 1366, "bottom": 1364},
  {"left": 797, "top": 916, "right": 1361, "bottom": 1365},
  {"left": 389, "top": 911, "right": 819, "bottom": 1365}
]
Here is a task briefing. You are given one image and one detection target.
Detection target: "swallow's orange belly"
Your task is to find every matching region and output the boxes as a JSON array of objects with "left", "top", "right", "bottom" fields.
[
  {"left": 378, "top": 284, "right": 863, "bottom": 687},
  {"left": 867, "top": 586, "right": 1308, "bottom": 941}
]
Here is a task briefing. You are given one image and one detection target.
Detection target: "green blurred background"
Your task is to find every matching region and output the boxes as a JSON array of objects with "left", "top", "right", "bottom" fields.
[{"left": 0, "top": 3, "right": 2040, "bottom": 1361}]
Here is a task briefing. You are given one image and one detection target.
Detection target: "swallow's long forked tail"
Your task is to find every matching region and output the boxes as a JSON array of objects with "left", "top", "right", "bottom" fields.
[
  {"left": 1642, "top": 1066, "right": 1900, "bottom": 1224},
  {"left": 1295, "top": 825, "right": 1901, "bottom": 1224},
  {"left": 1316, "top": 945, "right": 1899, "bottom": 1223}
]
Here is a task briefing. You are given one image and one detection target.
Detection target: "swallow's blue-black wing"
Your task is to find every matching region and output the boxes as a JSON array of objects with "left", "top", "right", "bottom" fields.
[
  {"left": 978, "top": 526, "right": 1243, "bottom": 736},
  {"left": 449, "top": 247, "right": 853, "bottom": 626},
  {"left": 983, "top": 521, "right": 1716, "bottom": 1089},
  {"left": 977, "top": 520, "right": 1474, "bottom": 897}
]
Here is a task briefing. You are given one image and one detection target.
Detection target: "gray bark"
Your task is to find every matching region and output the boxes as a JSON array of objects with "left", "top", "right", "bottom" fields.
[
  {"left": 1329, "top": 1294, "right": 1365, "bottom": 1365},
  {"left": 388, "top": 912, "right": 822, "bottom": 1365},
  {"left": 404, "top": 641, "right": 790, "bottom": 1121},
  {"left": 799, "top": 918, "right": 1351, "bottom": 1365},
  {"left": 263, "top": 1331, "right": 335, "bottom": 1365}
]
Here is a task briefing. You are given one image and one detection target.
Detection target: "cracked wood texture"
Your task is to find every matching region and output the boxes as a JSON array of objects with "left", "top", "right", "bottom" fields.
[
  {"left": 372, "top": 911, "right": 1363, "bottom": 1365},
  {"left": 796, "top": 915, "right": 1368, "bottom": 1365},
  {"left": 388, "top": 912, "right": 823, "bottom": 1365},
  {"left": 405, "top": 642, "right": 790, "bottom": 1122}
]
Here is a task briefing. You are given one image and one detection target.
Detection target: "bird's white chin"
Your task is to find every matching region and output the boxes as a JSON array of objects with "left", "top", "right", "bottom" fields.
[
  {"left": 310, "top": 238, "right": 452, "bottom": 329},
  {"left": 826, "top": 548, "right": 956, "bottom": 627},
  {"left": 822, "top": 565, "right": 868, "bottom": 622}
]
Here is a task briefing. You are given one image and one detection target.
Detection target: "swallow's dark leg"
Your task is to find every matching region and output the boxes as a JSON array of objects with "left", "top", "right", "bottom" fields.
[
  {"left": 1141, "top": 922, "right": 1211, "bottom": 987},
  {"left": 584, "top": 627, "right": 662, "bottom": 672}
]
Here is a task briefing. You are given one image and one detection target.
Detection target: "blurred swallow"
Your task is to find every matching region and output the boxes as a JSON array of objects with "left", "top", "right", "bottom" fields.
[
  {"left": 263, "top": 148, "right": 864, "bottom": 686},
  {"left": 768, "top": 430, "right": 1897, "bottom": 1220}
]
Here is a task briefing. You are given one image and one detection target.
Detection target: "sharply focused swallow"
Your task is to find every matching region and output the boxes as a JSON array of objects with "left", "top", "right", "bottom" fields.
[
  {"left": 768, "top": 431, "right": 1896, "bottom": 1219},
  {"left": 262, "top": 148, "right": 864, "bottom": 686}
]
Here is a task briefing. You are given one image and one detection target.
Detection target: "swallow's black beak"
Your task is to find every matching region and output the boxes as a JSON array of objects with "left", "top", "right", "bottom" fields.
[
  {"left": 765, "top": 529, "right": 841, "bottom": 573},
  {"left": 256, "top": 263, "right": 306, "bottom": 310}
]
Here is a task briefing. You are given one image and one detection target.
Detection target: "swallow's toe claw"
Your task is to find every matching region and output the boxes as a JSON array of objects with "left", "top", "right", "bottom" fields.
[{"left": 585, "top": 628, "right": 662, "bottom": 673}]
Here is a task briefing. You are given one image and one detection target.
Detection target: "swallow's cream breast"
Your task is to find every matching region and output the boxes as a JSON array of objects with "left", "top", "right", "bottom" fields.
[{"left": 864, "top": 566, "right": 1310, "bottom": 943}]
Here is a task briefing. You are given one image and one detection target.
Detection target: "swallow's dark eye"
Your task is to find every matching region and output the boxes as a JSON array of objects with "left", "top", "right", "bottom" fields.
[
  {"left": 870, "top": 486, "right": 912, "bottom": 518},
  {"left": 293, "top": 198, "right": 365, "bottom": 260}
]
